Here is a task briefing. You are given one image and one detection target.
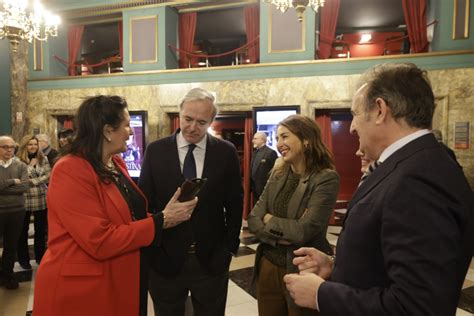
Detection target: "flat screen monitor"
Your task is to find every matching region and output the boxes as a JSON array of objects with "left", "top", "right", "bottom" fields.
[
  {"left": 253, "top": 106, "right": 300, "bottom": 153},
  {"left": 121, "top": 111, "right": 148, "bottom": 179}
]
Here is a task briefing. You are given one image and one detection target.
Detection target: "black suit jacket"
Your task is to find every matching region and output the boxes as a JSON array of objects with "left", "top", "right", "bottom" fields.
[
  {"left": 139, "top": 132, "right": 243, "bottom": 277},
  {"left": 319, "top": 133, "right": 474, "bottom": 315},
  {"left": 251, "top": 145, "right": 278, "bottom": 201}
]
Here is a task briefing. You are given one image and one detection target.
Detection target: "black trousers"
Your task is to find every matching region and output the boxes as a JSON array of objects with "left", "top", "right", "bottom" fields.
[
  {"left": 0, "top": 211, "right": 25, "bottom": 277},
  {"left": 149, "top": 253, "right": 229, "bottom": 316},
  {"left": 17, "top": 209, "right": 47, "bottom": 264}
]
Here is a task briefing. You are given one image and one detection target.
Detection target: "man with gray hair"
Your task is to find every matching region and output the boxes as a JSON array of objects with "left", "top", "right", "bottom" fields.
[
  {"left": 284, "top": 63, "right": 473, "bottom": 315},
  {"left": 139, "top": 88, "right": 243, "bottom": 315},
  {"left": 0, "top": 136, "right": 29, "bottom": 289},
  {"left": 36, "top": 133, "right": 59, "bottom": 168},
  {"left": 251, "top": 131, "right": 277, "bottom": 204}
]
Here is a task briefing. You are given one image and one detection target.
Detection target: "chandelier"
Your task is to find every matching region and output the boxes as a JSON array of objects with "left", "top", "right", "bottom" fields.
[
  {"left": 266, "top": 0, "right": 325, "bottom": 22},
  {"left": 0, "top": 0, "right": 60, "bottom": 53}
]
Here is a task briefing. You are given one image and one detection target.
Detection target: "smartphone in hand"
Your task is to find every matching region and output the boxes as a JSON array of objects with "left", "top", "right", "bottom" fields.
[{"left": 178, "top": 178, "right": 207, "bottom": 202}]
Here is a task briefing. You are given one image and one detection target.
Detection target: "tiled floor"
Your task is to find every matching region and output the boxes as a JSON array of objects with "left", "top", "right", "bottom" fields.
[{"left": 1, "top": 223, "right": 473, "bottom": 315}]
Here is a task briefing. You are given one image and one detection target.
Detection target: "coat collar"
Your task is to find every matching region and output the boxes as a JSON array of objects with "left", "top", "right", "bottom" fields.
[{"left": 348, "top": 133, "right": 438, "bottom": 209}]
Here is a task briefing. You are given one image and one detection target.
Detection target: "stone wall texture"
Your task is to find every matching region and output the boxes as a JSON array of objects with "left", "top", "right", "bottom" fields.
[{"left": 27, "top": 67, "right": 474, "bottom": 188}]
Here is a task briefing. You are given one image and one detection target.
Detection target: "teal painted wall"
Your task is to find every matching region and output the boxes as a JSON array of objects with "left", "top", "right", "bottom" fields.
[
  {"left": 29, "top": 23, "right": 69, "bottom": 79},
  {"left": 164, "top": 7, "right": 179, "bottom": 69},
  {"left": 28, "top": 52, "right": 474, "bottom": 91},
  {"left": 431, "top": 0, "right": 474, "bottom": 51},
  {"left": 260, "top": 2, "right": 316, "bottom": 63},
  {"left": 0, "top": 40, "right": 11, "bottom": 135},
  {"left": 123, "top": 7, "right": 167, "bottom": 72}
]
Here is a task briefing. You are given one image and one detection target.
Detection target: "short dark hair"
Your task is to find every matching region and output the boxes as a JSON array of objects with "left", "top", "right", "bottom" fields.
[
  {"left": 358, "top": 63, "right": 435, "bottom": 129},
  {"left": 58, "top": 128, "right": 74, "bottom": 139},
  {"left": 63, "top": 95, "right": 127, "bottom": 182},
  {"left": 273, "top": 114, "right": 335, "bottom": 177}
]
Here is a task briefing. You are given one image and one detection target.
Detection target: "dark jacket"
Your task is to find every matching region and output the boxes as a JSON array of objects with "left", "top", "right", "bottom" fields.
[
  {"left": 251, "top": 145, "right": 278, "bottom": 201},
  {"left": 139, "top": 132, "right": 243, "bottom": 277},
  {"left": 319, "top": 133, "right": 474, "bottom": 315}
]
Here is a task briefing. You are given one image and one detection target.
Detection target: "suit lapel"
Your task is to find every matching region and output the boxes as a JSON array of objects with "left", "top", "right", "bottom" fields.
[
  {"left": 346, "top": 134, "right": 439, "bottom": 218},
  {"left": 287, "top": 173, "right": 311, "bottom": 219}
]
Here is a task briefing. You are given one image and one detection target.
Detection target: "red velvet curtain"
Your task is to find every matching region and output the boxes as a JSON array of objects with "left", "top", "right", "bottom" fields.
[
  {"left": 63, "top": 119, "right": 74, "bottom": 130},
  {"left": 178, "top": 13, "right": 197, "bottom": 68},
  {"left": 244, "top": 5, "right": 260, "bottom": 64},
  {"left": 118, "top": 21, "right": 123, "bottom": 61},
  {"left": 170, "top": 115, "right": 180, "bottom": 134},
  {"left": 402, "top": 0, "right": 429, "bottom": 53},
  {"left": 315, "top": 114, "right": 333, "bottom": 153},
  {"left": 67, "top": 25, "right": 84, "bottom": 76},
  {"left": 318, "top": 0, "right": 341, "bottom": 59},
  {"left": 242, "top": 115, "right": 253, "bottom": 219}
]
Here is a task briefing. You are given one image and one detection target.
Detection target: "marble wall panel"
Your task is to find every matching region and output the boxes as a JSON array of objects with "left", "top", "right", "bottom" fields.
[{"left": 27, "top": 67, "right": 474, "bottom": 188}]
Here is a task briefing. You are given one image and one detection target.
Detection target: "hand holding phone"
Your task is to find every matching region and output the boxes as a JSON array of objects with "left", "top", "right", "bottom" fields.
[{"left": 178, "top": 178, "right": 207, "bottom": 202}]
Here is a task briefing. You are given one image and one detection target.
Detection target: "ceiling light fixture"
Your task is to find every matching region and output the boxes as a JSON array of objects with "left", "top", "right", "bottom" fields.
[
  {"left": 0, "top": 0, "right": 60, "bottom": 53},
  {"left": 265, "top": 0, "right": 325, "bottom": 22}
]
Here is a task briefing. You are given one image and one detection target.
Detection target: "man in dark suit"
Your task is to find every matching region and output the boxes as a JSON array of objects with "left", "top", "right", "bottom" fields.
[
  {"left": 251, "top": 132, "right": 277, "bottom": 204},
  {"left": 139, "top": 88, "right": 243, "bottom": 316},
  {"left": 284, "top": 63, "right": 473, "bottom": 315}
]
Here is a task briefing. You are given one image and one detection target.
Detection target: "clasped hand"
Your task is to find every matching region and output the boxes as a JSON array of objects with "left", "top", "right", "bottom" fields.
[{"left": 162, "top": 187, "right": 197, "bottom": 229}]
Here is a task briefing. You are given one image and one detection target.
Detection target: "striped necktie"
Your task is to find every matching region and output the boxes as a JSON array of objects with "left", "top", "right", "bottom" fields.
[{"left": 358, "top": 160, "right": 380, "bottom": 187}]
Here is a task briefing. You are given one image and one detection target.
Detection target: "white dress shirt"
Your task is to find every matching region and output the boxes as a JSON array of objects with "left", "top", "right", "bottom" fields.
[{"left": 176, "top": 132, "right": 207, "bottom": 178}]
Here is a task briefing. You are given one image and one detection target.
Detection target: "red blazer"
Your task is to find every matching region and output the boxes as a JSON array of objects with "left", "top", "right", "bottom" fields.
[{"left": 33, "top": 155, "right": 155, "bottom": 316}]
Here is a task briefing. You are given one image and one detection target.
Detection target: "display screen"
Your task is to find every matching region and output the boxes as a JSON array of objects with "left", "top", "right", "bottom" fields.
[
  {"left": 121, "top": 111, "right": 147, "bottom": 178},
  {"left": 253, "top": 106, "right": 299, "bottom": 153}
]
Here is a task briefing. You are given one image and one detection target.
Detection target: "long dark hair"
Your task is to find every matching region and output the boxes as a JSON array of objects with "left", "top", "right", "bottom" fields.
[
  {"left": 62, "top": 95, "right": 127, "bottom": 182},
  {"left": 273, "top": 115, "right": 335, "bottom": 177}
]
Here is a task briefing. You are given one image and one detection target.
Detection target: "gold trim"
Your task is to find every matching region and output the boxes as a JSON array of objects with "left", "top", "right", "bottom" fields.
[
  {"left": 60, "top": 1, "right": 201, "bottom": 19},
  {"left": 29, "top": 50, "right": 474, "bottom": 81},
  {"left": 129, "top": 15, "right": 158, "bottom": 64},
  {"left": 178, "top": 1, "right": 258, "bottom": 13},
  {"left": 452, "top": 0, "right": 470, "bottom": 39},
  {"left": 70, "top": 17, "right": 122, "bottom": 26},
  {"left": 33, "top": 39, "right": 43, "bottom": 71},
  {"left": 268, "top": 4, "right": 306, "bottom": 53}
]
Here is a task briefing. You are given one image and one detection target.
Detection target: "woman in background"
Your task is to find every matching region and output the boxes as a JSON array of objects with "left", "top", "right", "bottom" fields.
[
  {"left": 248, "top": 114, "right": 339, "bottom": 316},
  {"left": 16, "top": 135, "right": 50, "bottom": 269},
  {"left": 33, "top": 95, "right": 197, "bottom": 316}
]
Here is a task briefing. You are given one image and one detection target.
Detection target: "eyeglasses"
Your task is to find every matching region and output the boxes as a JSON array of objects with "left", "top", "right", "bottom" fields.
[{"left": 0, "top": 145, "right": 15, "bottom": 150}]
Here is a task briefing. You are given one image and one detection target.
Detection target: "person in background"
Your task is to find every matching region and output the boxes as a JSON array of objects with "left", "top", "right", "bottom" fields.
[
  {"left": 36, "top": 133, "right": 59, "bottom": 168},
  {"left": 32, "top": 95, "right": 197, "bottom": 316},
  {"left": 0, "top": 136, "right": 29, "bottom": 290},
  {"left": 251, "top": 131, "right": 278, "bottom": 204},
  {"left": 284, "top": 63, "right": 473, "bottom": 315},
  {"left": 432, "top": 129, "right": 462, "bottom": 169},
  {"left": 139, "top": 88, "right": 243, "bottom": 316},
  {"left": 248, "top": 114, "right": 339, "bottom": 316},
  {"left": 16, "top": 135, "right": 51, "bottom": 269},
  {"left": 57, "top": 128, "right": 74, "bottom": 149}
]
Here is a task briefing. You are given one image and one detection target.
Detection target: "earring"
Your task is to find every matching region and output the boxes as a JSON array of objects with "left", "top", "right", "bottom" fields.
[{"left": 106, "top": 137, "right": 112, "bottom": 142}]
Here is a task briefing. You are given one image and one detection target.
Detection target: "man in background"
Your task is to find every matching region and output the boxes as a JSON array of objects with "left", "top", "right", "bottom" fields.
[
  {"left": 251, "top": 132, "right": 277, "bottom": 204},
  {"left": 139, "top": 88, "right": 243, "bottom": 316},
  {"left": 37, "top": 133, "right": 59, "bottom": 168},
  {"left": 57, "top": 129, "right": 74, "bottom": 150},
  {"left": 0, "top": 136, "right": 29, "bottom": 290},
  {"left": 284, "top": 63, "right": 473, "bottom": 315}
]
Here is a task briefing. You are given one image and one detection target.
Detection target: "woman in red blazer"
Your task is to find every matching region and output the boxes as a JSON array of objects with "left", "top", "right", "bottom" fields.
[{"left": 33, "top": 95, "right": 197, "bottom": 316}]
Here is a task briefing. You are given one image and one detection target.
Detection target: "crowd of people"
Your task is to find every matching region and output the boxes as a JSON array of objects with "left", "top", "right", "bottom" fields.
[{"left": 0, "top": 62, "right": 472, "bottom": 316}]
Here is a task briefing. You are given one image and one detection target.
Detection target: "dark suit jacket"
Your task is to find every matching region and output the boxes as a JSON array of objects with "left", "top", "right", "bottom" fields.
[
  {"left": 251, "top": 145, "right": 278, "bottom": 201},
  {"left": 139, "top": 132, "right": 243, "bottom": 277},
  {"left": 318, "top": 133, "right": 474, "bottom": 315}
]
